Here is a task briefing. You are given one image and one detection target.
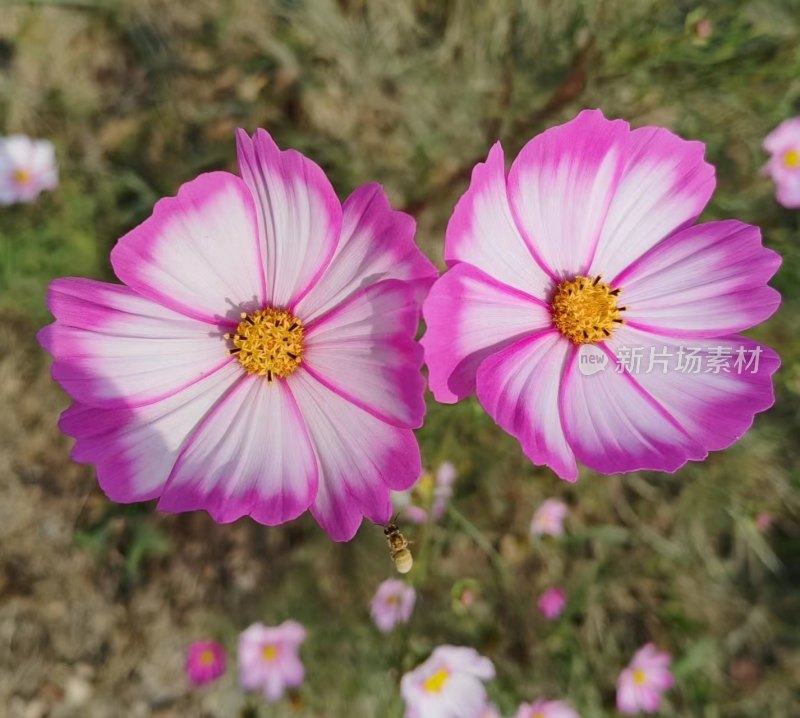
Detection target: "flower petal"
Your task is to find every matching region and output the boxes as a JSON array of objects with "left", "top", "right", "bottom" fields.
[
  {"left": 303, "top": 279, "right": 426, "bottom": 428},
  {"left": 560, "top": 344, "right": 706, "bottom": 474},
  {"left": 445, "top": 142, "right": 553, "bottom": 297},
  {"left": 606, "top": 325, "right": 779, "bottom": 452},
  {"left": 58, "top": 362, "right": 242, "bottom": 503},
  {"left": 431, "top": 646, "right": 495, "bottom": 681},
  {"left": 111, "top": 172, "right": 266, "bottom": 325},
  {"left": 296, "top": 183, "right": 437, "bottom": 323},
  {"left": 507, "top": 109, "right": 630, "bottom": 279},
  {"left": 422, "top": 264, "right": 551, "bottom": 403},
  {"left": 157, "top": 375, "right": 317, "bottom": 525},
  {"left": 589, "top": 125, "right": 715, "bottom": 280},
  {"left": 612, "top": 221, "right": 781, "bottom": 337},
  {"left": 236, "top": 128, "right": 341, "bottom": 307},
  {"left": 288, "top": 370, "right": 421, "bottom": 542},
  {"left": 476, "top": 331, "right": 578, "bottom": 481},
  {"left": 39, "top": 277, "right": 231, "bottom": 408},
  {"left": 442, "top": 674, "right": 488, "bottom": 718}
]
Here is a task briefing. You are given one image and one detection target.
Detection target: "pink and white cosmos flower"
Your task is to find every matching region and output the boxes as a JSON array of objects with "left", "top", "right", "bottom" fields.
[
  {"left": 370, "top": 578, "right": 416, "bottom": 632},
  {"left": 185, "top": 639, "right": 226, "bottom": 686},
  {"left": 530, "top": 499, "right": 568, "bottom": 537},
  {"left": 515, "top": 699, "right": 581, "bottom": 718},
  {"left": 0, "top": 134, "right": 58, "bottom": 205},
  {"left": 238, "top": 620, "right": 306, "bottom": 702},
  {"left": 38, "top": 129, "right": 437, "bottom": 541},
  {"left": 423, "top": 110, "right": 781, "bottom": 481},
  {"left": 763, "top": 117, "right": 800, "bottom": 208},
  {"left": 537, "top": 586, "right": 566, "bottom": 620},
  {"left": 401, "top": 645, "right": 495, "bottom": 718},
  {"left": 616, "top": 643, "right": 674, "bottom": 714}
]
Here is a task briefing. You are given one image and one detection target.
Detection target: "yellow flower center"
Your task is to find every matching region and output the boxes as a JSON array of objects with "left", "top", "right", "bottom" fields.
[
  {"left": 262, "top": 644, "right": 278, "bottom": 661},
  {"left": 12, "top": 168, "right": 31, "bottom": 184},
  {"left": 199, "top": 649, "right": 216, "bottom": 666},
  {"left": 784, "top": 149, "right": 800, "bottom": 169},
  {"left": 633, "top": 668, "right": 647, "bottom": 685},
  {"left": 386, "top": 595, "right": 401, "bottom": 606},
  {"left": 411, "top": 471, "right": 435, "bottom": 503},
  {"left": 423, "top": 668, "right": 450, "bottom": 693},
  {"left": 226, "top": 308, "right": 304, "bottom": 381},
  {"left": 550, "top": 275, "right": 624, "bottom": 344},
  {"left": 533, "top": 713, "right": 546, "bottom": 718}
]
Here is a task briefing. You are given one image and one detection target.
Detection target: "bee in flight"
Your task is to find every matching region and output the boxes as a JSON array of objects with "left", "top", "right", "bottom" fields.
[{"left": 383, "top": 514, "right": 413, "bottom": 574}]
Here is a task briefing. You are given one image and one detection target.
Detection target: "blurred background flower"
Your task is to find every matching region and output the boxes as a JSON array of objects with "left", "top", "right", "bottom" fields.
[
  {"left": 515, "top": 699, "right": 581, "bottom": 718},
  {"left": 763, "top": 117, "right": 800, "bottom": 208},
  {"left": 537, "top": 587, "right": 567, "bottom": 621},
  {"left": 0, "top": 134, "right": 57, "bottom": 205},
  {"left": 238, "top": 620, "right": 306, "bottom": 703},
  {"left": 616, "top": 643, "right": 674, "bottom": 715},
  {"left": 370, "top": 578, "right": 416, "bottom": 633},
  {"left": 401, "top": 645, "right": 495, "bottom": 718},
  {"left": 394, "top": 461, "right": 458, "bottom": 524},
  {"left": 185, "top": 640, "right": 226, "bottom": 687},
  {"left": 530, "top": 499, "right": 569, "bottom": 537}
]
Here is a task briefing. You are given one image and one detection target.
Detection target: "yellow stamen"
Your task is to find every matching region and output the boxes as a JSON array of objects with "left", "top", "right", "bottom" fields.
[
  {"left": 262, "top": 644, "right": 278, "bottom": 661},
  {"left": 533, "top": 713, "right": 546, "bottom": 718},
  {"left": 423, "top": 668, "right": 450, "bottom": 693},
  {"left": 633, "top": 668, "right": 647, "bottom": 685},
  {"left": 12, "top": 168, "right": 31, "bottom": 185},
  {"left": 550, "top": 275, "right": 624, "bottom": 344},
  {"left": 199, "top": 649, "right": 216, "bottom": 666},
  {"left": 784, "top": 149, "right": 800, "bottom": 168},
  {"left": 227, "top": 308, "right": 304, "bottom": 380}
]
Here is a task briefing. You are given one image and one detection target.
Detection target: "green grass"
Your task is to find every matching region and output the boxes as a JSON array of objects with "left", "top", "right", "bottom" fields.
[{"left": 1, "top": 1, "right": 799, "bottom": 716}]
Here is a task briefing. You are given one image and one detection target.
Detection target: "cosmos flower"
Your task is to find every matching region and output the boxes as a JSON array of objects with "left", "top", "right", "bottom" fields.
[
  {"left": 238, "top": 620, "right": 306, "bottom": 703},
  {"left": 38, "top": 129, "right": 437, "bottom": 541},
  {"left": 763, "top": 117, "right": 800, "bottom": 208},
  {"left": 0, "top": 134, "right": 58, "bottom": 205},
  {"left": 395, "top": 461, "right": 458, "bottom": 524},
  {"left": 616, "top": 643, "right": 675, "bottom": 715},
  {"left": 515, "top": 699, "right": 581, "bottom": 718},
  {"left": 185, "top": 640, "right": 226, "bottom": 686},
  {"left": 401, "top": 645, "right": 495, "bottom": 718},
  {"left": 530, "top": 499, "right": 568, "bottom": 537},
  {"left": 370, "top": 578, "right": 416, "bottom": 632},
  {"left": 423, "top": 109, "right": 780, "bottom": 481},
  {"left": 537, "top": 587, "right": 566, "bottom": 620},
  {"left": 479, "top": 704, "right": 502, "bottom": 718}
]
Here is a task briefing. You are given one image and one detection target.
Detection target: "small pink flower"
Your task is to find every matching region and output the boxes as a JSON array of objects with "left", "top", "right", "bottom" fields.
[
  {"left": 755, "top": 511, "right": 773, "bottom": 532},
  {"left": 530, "top": 499, "right": 568, "bottom": 537},
  {"left": 516, "top": 699, "right": 581, "bottom": 718},
  {"left": 39, "top": 129, "right": 437, "bottom": 542},
  {"left": 480, "top": 704, "right": 502, "bottom": 718},
  {"left": 370, "top": 578, "right": 416, "bottom": 632},
  {"left": 537, "top": 587, "right": 566, "bottom": 620},
  {"left": 423, "top": 110, "right": 780, "bottom": 480},
  {"left": 764, "top": 118, "right": 800, "bottom": 208},
  {"left": 396, "top": 461, "right": 458, "bottom": 524},
  {"left": 401, "top": 645, "right": 495, "bottom": 718},
  {"left": 185, "top": 640, "right": 226, "bottom": 686},
  {"left": 616, "top": 643, "right": 675, "bottom": 715},
  {"left": 238, "top": 620, "right": 306, "bottom": 702},
  {"left": 0, "top": 134, "right": 58, "bottom": 205}
]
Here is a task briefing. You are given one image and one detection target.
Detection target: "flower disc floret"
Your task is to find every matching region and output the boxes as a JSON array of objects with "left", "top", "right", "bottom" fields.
[
  {"left": 226, "top": 308, "right": 304, "bottom": 380},
  {"left": 550, "top": 275, "right": 624, "bottom": 344}
]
